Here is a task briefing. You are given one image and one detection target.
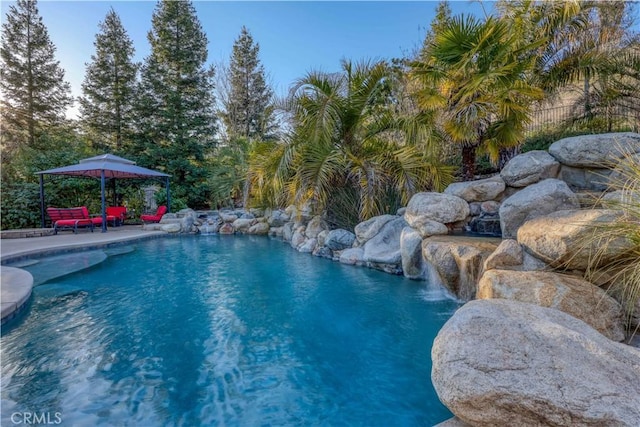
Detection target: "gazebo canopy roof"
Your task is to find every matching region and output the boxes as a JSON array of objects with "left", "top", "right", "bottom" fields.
[{"left": 37, "top": 154, "right": 170, "bottom": 179}]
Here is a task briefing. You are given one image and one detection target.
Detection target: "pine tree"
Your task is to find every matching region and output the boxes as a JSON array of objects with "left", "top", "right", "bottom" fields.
[
  {"left": 221, "top": 26, "right": 275, "bottom": 141},
  {"left": 134, "top": 0, "right": 217, "bottom": 209},
  {"left": 0, "top": 0, "right": 72, "bottom": 154},
  {"left": 79, "top": 8, "right": 137, "bottom": 154},
  {"left": 420, "top": 1, "right": 452, "bottom": 58}
]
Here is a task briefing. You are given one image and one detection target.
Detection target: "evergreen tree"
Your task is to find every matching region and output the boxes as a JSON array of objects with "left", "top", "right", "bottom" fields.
[
  {"left": 220, "top": 26, "right": 275, "bottom": 141},
  {"left": 134, "top": 0, "right": 217, "bottom": 209},
  {"left": 420, "top": 1, "right": 452, "bottom": 58},
  {"left": 79, "top": 8, "right": 138, "bottom": 154},
  {"left": 0, "top": 0, "right": 72, "bottom": 155}
]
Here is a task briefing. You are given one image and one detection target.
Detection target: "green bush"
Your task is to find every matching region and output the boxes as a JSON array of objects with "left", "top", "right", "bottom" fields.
[
  {"left": 155, "top": 191, "right": 188, "bottom": 212},
  {"left": 583, "top": 147, "right": 640, "bottom": 340},
  {"left": 1, "top": 183, "right": 42, "bottom": 230}
]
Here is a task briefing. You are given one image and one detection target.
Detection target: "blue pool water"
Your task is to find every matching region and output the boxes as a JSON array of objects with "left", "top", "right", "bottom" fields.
[{"left": 1, "top": 236, "right": 458, "bottom": 426}]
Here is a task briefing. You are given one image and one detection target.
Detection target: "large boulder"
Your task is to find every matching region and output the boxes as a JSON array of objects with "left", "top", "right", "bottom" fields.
[
  {"left": 444, "top": 175, "right": 506, "bottom": 202},
  {"left": 219, "top": 212, "right": 238, "bottom": 223},
  {"left": 218, "top": 222, "right": 234, "bottom": 234},
  {"left": 632, "top": 297, "right": 640, "bottom": 333},
  {"left": 316, "top": 229, "right": 329, "bottom": 247},
  {"left": 249, "top": 208, "right": 264, "bottom": 218},
  {"left": 400, "top": 227, "right": 424, "bottom": 280},
  {"left": 339, "top": 247, "right": 365, "bottom": 266},
  {"left": 305, "top": 215, "right": 329, "bottom": 239},
  {"left": 499, "top": 178, "right": 580, "bottom": 239},
  {"left": 354, "top": 214, "right": 396, "bottom": 246},
  {"left": 482, "top": 238, "right": 547, "bottom": 272},
  {"left": 247, "top": 222, "right": 270, "bottom": 235},
  {"left": 268, "top": 226, "right": 283, "bottom": 238},
  {"left": 268, "top": 209, "right": 289, "bottom": 227},
  {"left": 602, "top": 189, "right": 640, "bottom": 207},
  {"left": 432, "top": 299, "right": 640, "bottom": 426},
  {"left": 324, "top": 229, "right": 356, "bottom": 251},
  {"left": 161, "top": 223, "right": 181, "bottom": 233},
  {"left": 298, "top": 238, "right": 317, "bottom": 253},
  {"left": 232, "top": 218, "right": 255, "bottom": 233},
  {"left": 180, "top": 211, "right": 196, "bottom": 233},
  {"left": 482, "top": 239, "right": 523, "bottom": 271},
  {"left": 422, "top": 236, "right": 500, "bottom": 301},
  {"left": 362, "top": 217, "right": 407, "bottom": 265},
  {"left": 282, "top": 222, "right": 294, "bottom": 242},
  {"left": 480, "top": 200, "right": 500, "bottom": 215},
  {"left": 517, "top": 209, "right": 634, "bottom": 270},
  {"left": 239, "top": 211, "right": 255, "bottom": 220},
  {"left": 477, "top": 269, "right": 625, "bottom": 341},
  {"left": 609, "top": 154, "right": 640, "bottom": 187},
  {"left": 409, "top": 218, "right": 449, "bottom": 239},
  {"left": 559, "top": 165, "right": 612, "bottom": 191},
  {"left": 290, "top": 227, "right": 306, "bottom": 249},
  {"left": 434, "top": 418, "right": 471, "bottom": 427},
  {"left": 500, "top": 150, "right": 560, "bottom": 187},
  {"left": 159, "top": 213, "right": 178, "bottom": 224},
  {"left": 312, "top": 245, "right": 333, "bottom": 259},
  {"left": 405, "top": 192, "right": 470, "bottom": 227},
  {"left": 549, "top": 132, "right": 640, "bottom": 168}
]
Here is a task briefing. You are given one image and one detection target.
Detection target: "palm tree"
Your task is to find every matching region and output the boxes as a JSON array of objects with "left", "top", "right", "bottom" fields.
[
  {"left": 208, "top": 137, "right": 251, "bottom": 208},
  {"left": 498, "top": 0, "right": 640, "bottom": 133},
  {"left": 247, "top": 59, "right": 452, "bottom": 228},
  {"left": 566, "top": 2, "right": 639, "bottom": 131},
  {"left": 410, "top": 15, "right": 545, "bottom": 180}
]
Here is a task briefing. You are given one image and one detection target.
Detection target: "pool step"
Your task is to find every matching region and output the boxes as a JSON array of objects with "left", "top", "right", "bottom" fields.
[{"left": 19, "top": 250, "right": 108, "bottom": 286}]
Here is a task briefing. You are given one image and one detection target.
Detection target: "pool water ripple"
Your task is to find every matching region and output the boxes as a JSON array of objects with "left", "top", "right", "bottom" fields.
[{"left": 1, "top": 235, "right": 459, "bottom": 426}]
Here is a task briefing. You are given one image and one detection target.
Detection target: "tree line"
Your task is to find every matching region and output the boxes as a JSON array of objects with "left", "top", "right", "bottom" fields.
[
  {"left": 1, "top": 0, "right": 274, "bottom": 228},
  {"left": 1, "top": 0, "right": 638, "bottom": 230}
]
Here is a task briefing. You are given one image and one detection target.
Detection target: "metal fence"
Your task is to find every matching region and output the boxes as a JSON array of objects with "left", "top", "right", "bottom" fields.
[{"left": 525, "top": 103, "right": 640, "bottom": 136}]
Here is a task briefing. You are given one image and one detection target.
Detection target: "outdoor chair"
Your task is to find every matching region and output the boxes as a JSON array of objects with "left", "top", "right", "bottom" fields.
[
  {"left": 140, "top": 205, "right": 167, "bottom": 223},
  {"left": 106, "top": 206, "right": 127, "bottom": 227},
  {"left": 47, "top": 206, "right": 103, "bottom": 234}
]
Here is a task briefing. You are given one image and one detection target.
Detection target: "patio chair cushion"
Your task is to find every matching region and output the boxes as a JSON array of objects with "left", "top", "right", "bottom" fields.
[
  {"left": 140, "top": 205, "right": 167, "bottom": 223},
  {"left": 106, "top": 206, "right": 127, "bottom": 226},
  {"left": 47, "top": 206, "right": 102, "bottom": 234}
]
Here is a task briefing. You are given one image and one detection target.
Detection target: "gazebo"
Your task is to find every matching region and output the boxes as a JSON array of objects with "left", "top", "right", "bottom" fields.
[{"left": 36, "top": 154, "right": 171, "bottom": 232}]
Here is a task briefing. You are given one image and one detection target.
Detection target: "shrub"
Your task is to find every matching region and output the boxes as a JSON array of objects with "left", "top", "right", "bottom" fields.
[
  {"left": 583, "top": 146, "right": 640, "bottom": 340},
  {"left": 0, "top": 183, "right": 42, "bottom": 230}
]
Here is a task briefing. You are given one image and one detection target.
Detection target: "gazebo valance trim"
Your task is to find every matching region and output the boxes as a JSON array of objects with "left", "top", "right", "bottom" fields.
[{"left": 37, "top": 156, "right": 170, "bottom": 179}]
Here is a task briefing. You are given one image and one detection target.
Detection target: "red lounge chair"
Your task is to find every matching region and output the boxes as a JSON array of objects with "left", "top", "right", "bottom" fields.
[
  {"left": 140, "top": 205, "right": 167, "bottom": 223},
  {"left": 47, "top": 206, "right": 103, "bottom": 234},
  {"left": 106, "top": 206, "right": 127, "bottom": 227}
]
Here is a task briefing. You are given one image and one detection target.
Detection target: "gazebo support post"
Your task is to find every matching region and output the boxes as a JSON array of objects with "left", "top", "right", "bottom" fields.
[
  {"left": 39, "top": 174, "right": 45, "bottom": 228},
  {"left": 100, "top": 170, "right": 107, "bottom": 232}
]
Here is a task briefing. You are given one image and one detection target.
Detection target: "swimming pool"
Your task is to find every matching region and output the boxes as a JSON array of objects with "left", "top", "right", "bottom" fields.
[{"left": 1, "top": 235, "right": 458, "bottom": 425}]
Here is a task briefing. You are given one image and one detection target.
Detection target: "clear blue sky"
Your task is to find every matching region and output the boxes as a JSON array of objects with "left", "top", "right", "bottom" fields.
[{"left": 1, "top": 1, "right": 493, "bottom": 117}]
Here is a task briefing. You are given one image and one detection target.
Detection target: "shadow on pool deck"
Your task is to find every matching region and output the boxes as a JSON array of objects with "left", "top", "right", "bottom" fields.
[{"left": 0, "top": 226, "right": 166, "bottom": 323}]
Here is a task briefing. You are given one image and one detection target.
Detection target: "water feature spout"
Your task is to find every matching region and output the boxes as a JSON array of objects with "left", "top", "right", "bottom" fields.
[
  {"left": 200, "top": 219, "right": 216, "bottom": 235},
  {"left": 466, "top": 214, "right": 502, "bottom": 237}
]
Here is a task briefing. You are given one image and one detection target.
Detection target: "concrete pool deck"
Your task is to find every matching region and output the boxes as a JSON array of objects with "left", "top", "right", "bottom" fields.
[{"left": 0, "top": 226, "right": 166, "bottom": 323}]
